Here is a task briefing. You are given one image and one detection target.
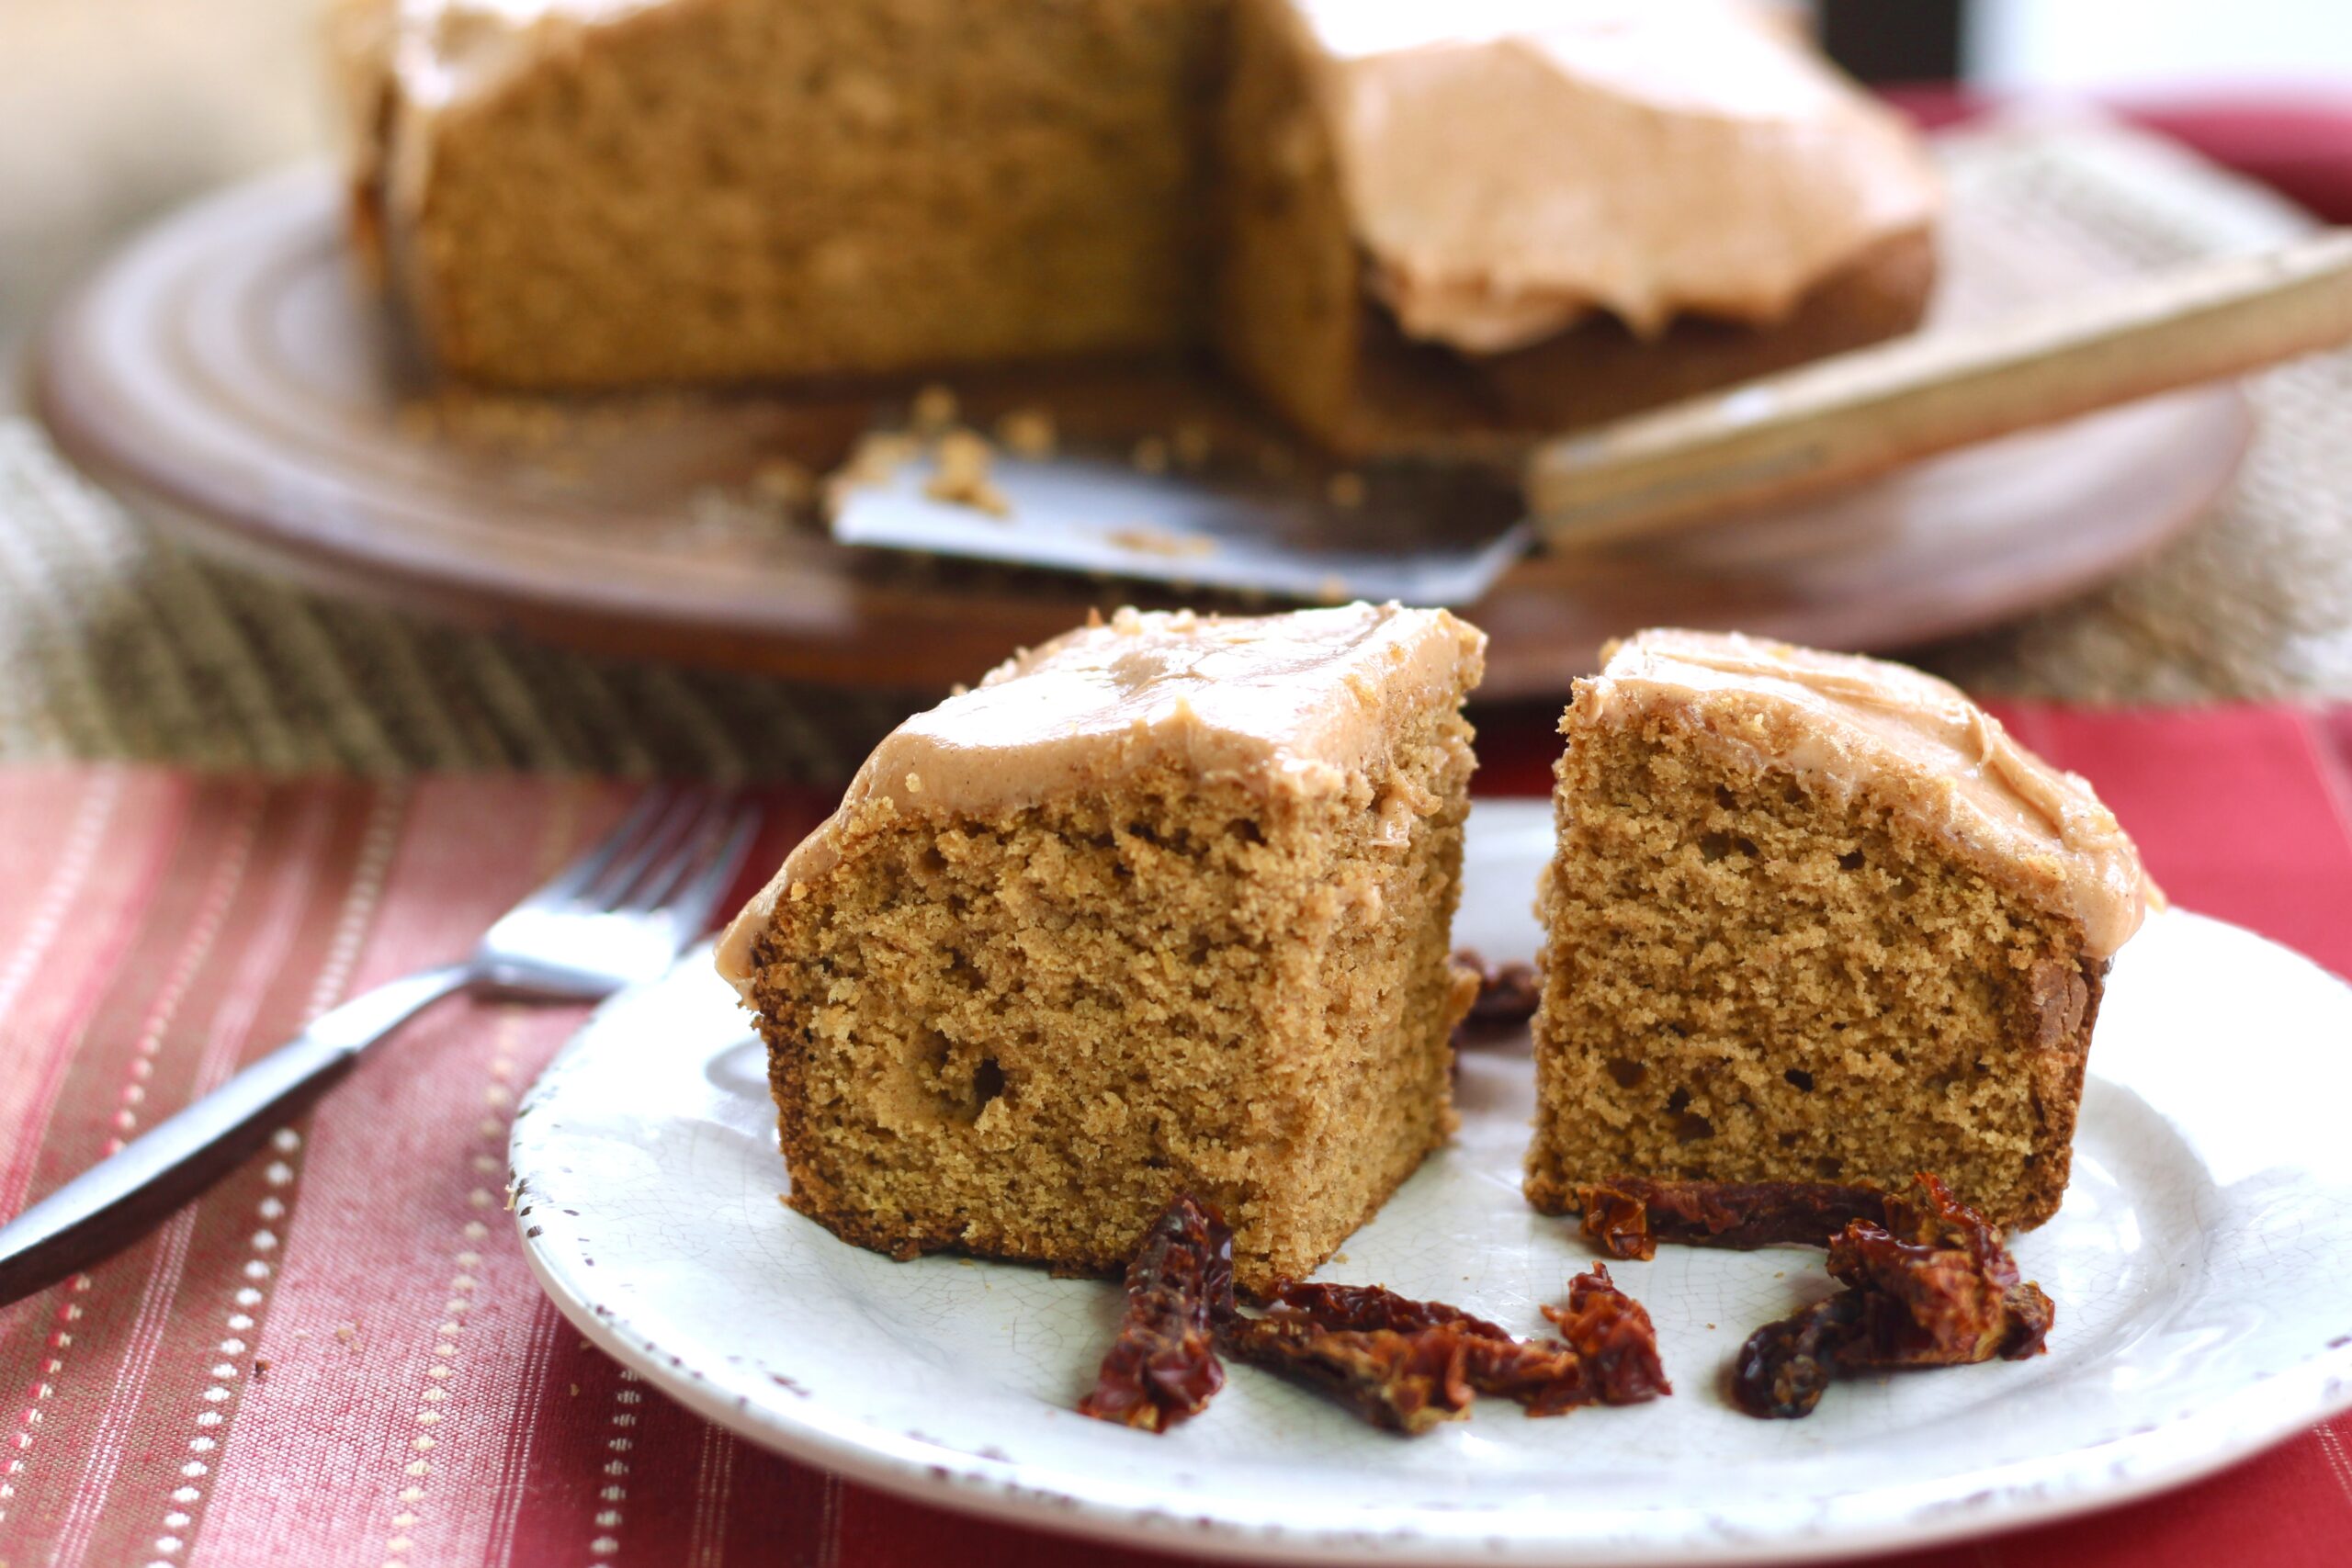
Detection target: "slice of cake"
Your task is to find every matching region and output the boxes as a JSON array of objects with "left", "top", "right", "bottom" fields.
[
  {"left": 336, "top": 0, "right": 1938, "bottom": 456},
  {"left": 1526, "top": 630, "right": 2152, "bottom": 1233},
  {"left": 716, "top": 603, "right": 1487, "bottom": 1292}
]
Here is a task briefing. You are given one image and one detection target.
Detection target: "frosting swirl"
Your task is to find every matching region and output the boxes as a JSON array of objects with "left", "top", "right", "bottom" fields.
[
  {"left": 716, "top": 603, "right": 1486, "bottom": 994},
  {"left": 1291, "top": 0, "right": 1942, "bottom": 349},
  {"left": 1579, "top": 629, "right": 2153, "bottom": 958}
]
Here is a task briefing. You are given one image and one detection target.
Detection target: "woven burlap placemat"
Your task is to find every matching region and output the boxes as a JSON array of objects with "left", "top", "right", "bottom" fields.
[{"left": 5, "top": 116, "right": 2346, "bottom": 780}]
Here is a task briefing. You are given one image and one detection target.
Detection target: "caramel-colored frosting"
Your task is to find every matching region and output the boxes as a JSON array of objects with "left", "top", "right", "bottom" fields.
[
  {"left": 368, "top": 0, "right": 665, "bottom": 113},
  {"left": 1577, "top": 630, "right": 2152, "bottom": 959},
  {"left": 1281, "top": 0, "right": 1942, "bottom": 350},
  {"left": 715, "top": 603, "right": 1487, "bottom": 996}
]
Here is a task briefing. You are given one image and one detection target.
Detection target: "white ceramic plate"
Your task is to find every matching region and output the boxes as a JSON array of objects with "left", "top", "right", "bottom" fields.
[{"left": 513, "top": 801, "right": 2352, "bottom": 1565}]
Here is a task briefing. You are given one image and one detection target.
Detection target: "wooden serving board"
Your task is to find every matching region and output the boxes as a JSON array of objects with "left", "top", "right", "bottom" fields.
[{"left": 30, "top": 168, "right": 2252, "bottom": 702}]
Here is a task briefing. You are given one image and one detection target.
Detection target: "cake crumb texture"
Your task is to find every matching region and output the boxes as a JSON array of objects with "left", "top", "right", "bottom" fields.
[
  {"left": 374, "top": 0, "right": 1222, "bottom": 387},
  {"left": 735, "top": 605, "right": 1485, "bottom": 1292}
]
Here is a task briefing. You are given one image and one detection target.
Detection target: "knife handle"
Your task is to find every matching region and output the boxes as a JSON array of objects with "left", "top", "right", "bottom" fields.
[
  {"left": 0, "top": 964, "right": 472, "bottom": 1307},
  {"left": 1525, "top": 228, "right": 2352, "bottom": 547}
]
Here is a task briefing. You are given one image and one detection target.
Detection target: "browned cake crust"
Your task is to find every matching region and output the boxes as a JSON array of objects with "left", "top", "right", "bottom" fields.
[
  {"left": 1576, "top": 1178, "right": 1895, "bottom": 1256},
  {"left": 1523, "top": 632, "right": 2147, "bottom": 1235}
]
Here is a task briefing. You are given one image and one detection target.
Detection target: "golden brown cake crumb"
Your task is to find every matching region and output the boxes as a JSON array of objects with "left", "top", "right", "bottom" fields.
[
  {"left": 910, "top": 384, "right": 962, "bottom": 435},
  {"left": 922, "top": 429, "right": 1012, "bottom": 518},
  {"left": 993, "top": 407, "right": 1058, "bottom": 459},
  {"left": 750, "top": 457, "right": 816, "bottom": 513},
  {"left": 1171, "top": 423, "right": 1216, "bottom": 469},
  {"left": 718, "top": 603, "right": 1487, "bottom": 1292},
  {"left": 1526, "top": 631, "right": 2152, "bottom": 1233},
  {"left": 1104, "top": 526, "right": 1217, "bottom": 559}
]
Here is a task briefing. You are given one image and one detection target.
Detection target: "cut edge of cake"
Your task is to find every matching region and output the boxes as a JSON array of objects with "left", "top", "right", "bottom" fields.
[{"left": 1524, "top": 629, "right": 2154, "bottom": 1233}]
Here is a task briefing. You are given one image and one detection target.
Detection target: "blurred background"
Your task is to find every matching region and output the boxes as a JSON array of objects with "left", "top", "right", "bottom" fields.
[{"left": 7, "top": 0, "right": 2352, "bottom": 414}]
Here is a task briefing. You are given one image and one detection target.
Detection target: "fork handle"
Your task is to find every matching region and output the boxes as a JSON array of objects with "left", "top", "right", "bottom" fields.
[{"left": 0, "top": 963, "right": 475, "bottom": 1307}]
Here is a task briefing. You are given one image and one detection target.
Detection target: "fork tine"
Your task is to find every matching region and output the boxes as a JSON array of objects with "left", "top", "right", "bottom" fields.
[
  {"left": 648, "top": 805, "right": 762, "bottom": 943},
  {"left": 583, "top": 789, "right": 711, "bottom": 910},
  {"left": 520, "top": 786, "right": 677, "bottom": 910},
  {"left": 619, "top": 795, "right": 729, "bottom": 915}
]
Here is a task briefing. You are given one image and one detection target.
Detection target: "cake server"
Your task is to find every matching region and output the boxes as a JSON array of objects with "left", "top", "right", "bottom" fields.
[
  {"left": 0, "top": 788, "right": 759, "bottom": 1308},
  {"left": 829, "top": 440, "right": 1535, "bottom": 606},
  {"left": 831, "top": 229, "right": 2352, "bottom": 600}
]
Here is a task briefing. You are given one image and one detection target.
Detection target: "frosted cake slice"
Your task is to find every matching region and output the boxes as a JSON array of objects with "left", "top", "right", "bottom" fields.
[
  {"left": 718, "top": 603, "right": 1487, "bottom": 1292},
  {"left": 1527, "top": 630, "right": 2153, "bottom": 1233}
]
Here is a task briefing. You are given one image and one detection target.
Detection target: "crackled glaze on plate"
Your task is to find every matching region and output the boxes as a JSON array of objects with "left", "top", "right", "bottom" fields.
[{"left": 512, "top": 801, "right": 2352, "bottom": 1565}]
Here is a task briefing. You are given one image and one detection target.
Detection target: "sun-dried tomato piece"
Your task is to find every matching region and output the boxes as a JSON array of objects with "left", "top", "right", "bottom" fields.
[
  {"left": 1284, "top": 1280, "right": 1616, "bottom": 1410},
  {"left": 1542, "top": 1265, "right": 1673, "bottom": 1404},
  {"left": 1576, "top": 1185, "right": 1657, "bottom": 1260},
  {"left": 1451, "top": 949, "right": 1542, "bottom": 1049},
  {"left": 1729, "top": 1174, "right": 2054, "bottom": 1420},
  {"left": 1996, "top": 1280, "right": 2057, "bottom": 1359},
  {"left": 1824, "top": 1173, "right": 2052, "bottom": 1369},
  {"left": 1456, "top": 1336, "right": 1592, "bottom": 1416},
  {"left": 1077, "top": 1192, "right": 1234, "bottom": 1432},
  {"left": 1730, "top": 1293, "right": 1860, "bottom": 1418},
  {"left": 1218, "top": 1315, "right": 1476, "bottom": 1434},
  {"left": 1266, "top": 1280, "right": 1512, "bottom": 1340},
  {"left": 1454, "top": 949, "right": 1542, "bottom": 1025},
  {"left": 1881, "top": 1170, "right": 1997, "bottom": 1251},
  {"left": 1228, "top": 1270, "right": 1671, "bottom": 1427},
  {"left": 1575, "top": 1179, "right": 1888, "bottom": 1256}
]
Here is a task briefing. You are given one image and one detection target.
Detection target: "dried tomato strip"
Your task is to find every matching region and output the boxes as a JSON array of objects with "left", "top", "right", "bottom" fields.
[
  {"left": 1448, "top": 949, "right": 1543, "bottom": 1048},
  {"left": 1576, "top": 1179, "right": 1890, "bottom": 1258},
  {"left": 1731, "top": 1174, "right": 2053, "bottom": 1420},
  {"left": 1542, "top": 1264, "right": 1673, "bottom": 1404},
  {"left": 1229, "top": 1270, "right": 1669, "bottom": 1428},
  {"left": 1266, "top": 1280, "right": 1513, "bottom": 1340},
  {"left": 1077, "top": 1192, "right": 1234, "bottom": 1432},
  {"left": 1217, "top": 1315, "right": 1477, "bottom": 1434}
]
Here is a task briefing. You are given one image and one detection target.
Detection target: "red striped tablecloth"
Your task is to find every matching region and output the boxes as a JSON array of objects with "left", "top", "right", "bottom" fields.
[{"left": 1, "top": 705, "right": 2348, "bottom": 1568}]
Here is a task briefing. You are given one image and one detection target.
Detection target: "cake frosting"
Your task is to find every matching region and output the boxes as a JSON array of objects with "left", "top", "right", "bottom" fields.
[
  {"left": 716, "top": 603, "right": 1486, "bottom": 992},
  {"left": 359, "top": 0, "right": 669, "bottom": 117},
  {"left": 1284, "top": 0, "right": 1941, "bottom": 349},
  {"left": 1580, "top": 630, "right": 2152, "bottom": 959}
]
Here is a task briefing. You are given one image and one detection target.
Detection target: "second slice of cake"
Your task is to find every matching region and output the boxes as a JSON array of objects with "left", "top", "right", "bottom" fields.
[
  {"left": 1527, "top": 631, "right": 2153, "bottom": 1233},
  {"left": 718, "top": 604, "right": 1486, "bottom": 1292}
]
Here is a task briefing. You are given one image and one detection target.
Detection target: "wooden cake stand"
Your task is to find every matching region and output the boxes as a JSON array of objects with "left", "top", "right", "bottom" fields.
[{"left": 30, "top": 168, "right": 2252, "bottom": 701}]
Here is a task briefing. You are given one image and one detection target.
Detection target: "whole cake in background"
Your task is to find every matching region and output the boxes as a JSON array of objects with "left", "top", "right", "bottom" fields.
[
  {"left": 333, "top": 0, "right": 1940, "bottom": 456},
  {"left": 715, "top": 603, "right": 1487, "bottom": 1294},
  {"left": 1525, "top": 630, "right": 2153, "bottom": 1234}
]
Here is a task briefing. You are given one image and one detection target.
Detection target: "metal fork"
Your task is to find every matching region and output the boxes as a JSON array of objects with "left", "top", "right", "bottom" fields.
[{"left": 0, "top": 787, "right": 761, "bottom": 1307}]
